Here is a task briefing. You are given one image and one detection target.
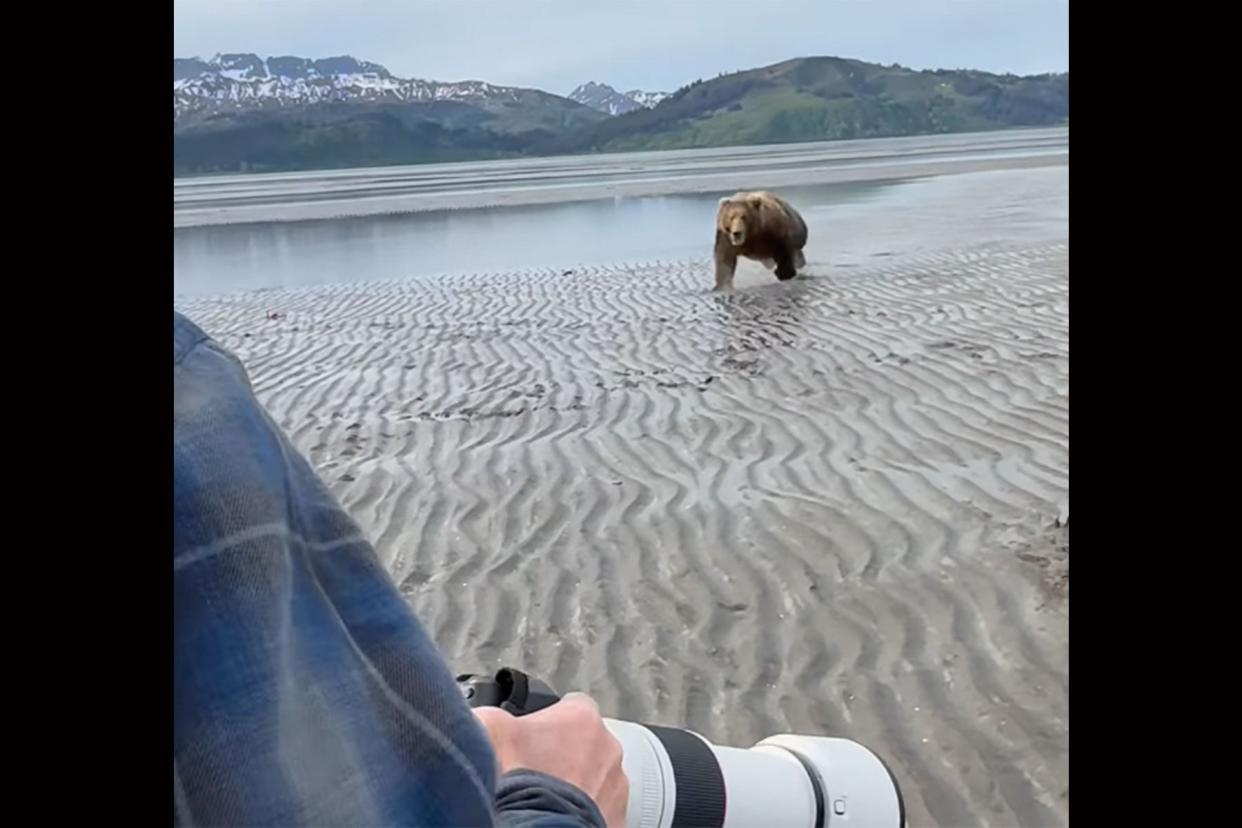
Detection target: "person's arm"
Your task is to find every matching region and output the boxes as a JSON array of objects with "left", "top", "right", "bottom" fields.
[
  {"left": 494, "top": 770, "right": 609, "bottom": 827},
  {"left": 173, "top": 311, "right": 620, "bottom": 827}
]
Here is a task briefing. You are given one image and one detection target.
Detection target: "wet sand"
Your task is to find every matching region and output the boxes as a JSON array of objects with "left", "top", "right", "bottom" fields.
[
  {"left": 177, "top": 165, "right": 1068, "bottom": 827},
  {"left": 174, "top": 127, "right": 1067, "bottom": 228}
]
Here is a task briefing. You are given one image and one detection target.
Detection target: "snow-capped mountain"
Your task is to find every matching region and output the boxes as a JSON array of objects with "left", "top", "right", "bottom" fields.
[
  {"left": 568, "top": 82, "right": 643, "bottom": 116},
  {"left": 175, "top": 53, "right": 560, "bottom": 122},
  {"left": 623, "top": 89, "right": 671, "bottom": 110},
  {"left": 568, "top": 82, "right": 670, "bottom": 116}
]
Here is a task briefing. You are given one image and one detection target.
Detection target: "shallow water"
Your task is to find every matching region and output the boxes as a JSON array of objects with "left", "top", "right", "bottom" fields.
[
  {"left": 174, "top": 162, "right": 1067, "bottom": 298},
  {"left": 173, "top": 181, "right": 898, "bottom": 297}
]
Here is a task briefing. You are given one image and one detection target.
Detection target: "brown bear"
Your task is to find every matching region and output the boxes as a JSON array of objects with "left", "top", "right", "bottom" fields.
[{"left": 713, "top": 191, "right": 808, "bottom": 291}]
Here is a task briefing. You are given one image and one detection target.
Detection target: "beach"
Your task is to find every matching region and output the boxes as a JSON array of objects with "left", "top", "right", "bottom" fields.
[
  {"left": 176, "top": 151, "right": 1068, "bottom": 827},
  {"left": 174, "top": 127, "right": 1067, "bottom": 228}
]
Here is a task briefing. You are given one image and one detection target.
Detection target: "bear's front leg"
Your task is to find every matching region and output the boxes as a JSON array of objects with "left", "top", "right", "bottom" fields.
[{"left": 714, "top": 231, "right": 738, "bottom": 291}]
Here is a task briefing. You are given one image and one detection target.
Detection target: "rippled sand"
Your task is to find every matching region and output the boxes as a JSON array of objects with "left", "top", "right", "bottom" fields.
[{"left": 180, "top": 229, "right": 1068, "bottom": 826}]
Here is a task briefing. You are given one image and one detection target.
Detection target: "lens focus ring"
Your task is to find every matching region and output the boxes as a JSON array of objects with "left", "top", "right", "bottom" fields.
[{"left": 644, "top": 725, "right": 727, "bottom": 828}]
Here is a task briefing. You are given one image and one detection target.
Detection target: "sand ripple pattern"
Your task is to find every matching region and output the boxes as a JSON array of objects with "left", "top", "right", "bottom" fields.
[{"left": 180, "top": 243, "right": 1069, "bottom": 827}]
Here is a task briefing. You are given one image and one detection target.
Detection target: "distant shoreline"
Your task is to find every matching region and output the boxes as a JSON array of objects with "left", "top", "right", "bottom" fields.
[{"left": 174, "top": 127, "right": 1067, "bottom": 229}]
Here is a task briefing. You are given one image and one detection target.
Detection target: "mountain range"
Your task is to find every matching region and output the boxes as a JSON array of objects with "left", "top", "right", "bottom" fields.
[{"left": 173, "top": 53, "right": 1068, "bottom": 175}]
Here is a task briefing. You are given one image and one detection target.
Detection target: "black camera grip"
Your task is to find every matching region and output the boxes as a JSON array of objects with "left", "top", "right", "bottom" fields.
[{"left": 457, "top": 667, "right": 561, "bottom": 716}]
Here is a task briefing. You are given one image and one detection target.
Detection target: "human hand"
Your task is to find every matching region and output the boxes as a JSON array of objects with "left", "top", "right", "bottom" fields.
[{"left": 474, "top": 692, "right": 629, "bottom": 828}]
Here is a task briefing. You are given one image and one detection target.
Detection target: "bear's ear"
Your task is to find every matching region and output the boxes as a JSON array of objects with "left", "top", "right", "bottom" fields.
[
  {"left": 719, "top": 196, "right": 733, "bottom": 206},
  {"left": 748, "top": 195, "right": 766, "bottom": 209}
]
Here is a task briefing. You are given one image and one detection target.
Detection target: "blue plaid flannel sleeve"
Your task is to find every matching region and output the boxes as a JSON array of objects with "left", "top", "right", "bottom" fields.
[{"left": 174, "top": 311, "right": 605, "bottom": 828}]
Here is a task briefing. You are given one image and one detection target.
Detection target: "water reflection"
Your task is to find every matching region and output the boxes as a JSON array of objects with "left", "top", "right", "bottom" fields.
[{"left": 174, "top": 182, "right": 894, "bottom": 298}]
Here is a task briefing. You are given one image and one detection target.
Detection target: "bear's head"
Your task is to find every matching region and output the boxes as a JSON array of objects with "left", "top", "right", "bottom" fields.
[{"left": 718, "top": 195, "right": 765, "bottom": 247}]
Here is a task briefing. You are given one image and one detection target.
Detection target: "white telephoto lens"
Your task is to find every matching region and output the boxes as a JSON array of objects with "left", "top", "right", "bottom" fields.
[{"left": 604, "top": 720, "right": 904, "bottom": 828}]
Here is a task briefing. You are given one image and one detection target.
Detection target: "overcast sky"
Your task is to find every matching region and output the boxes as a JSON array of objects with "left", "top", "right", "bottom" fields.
[{"left": 174, "top": 0, "right": 1068, "bottom": 96}]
